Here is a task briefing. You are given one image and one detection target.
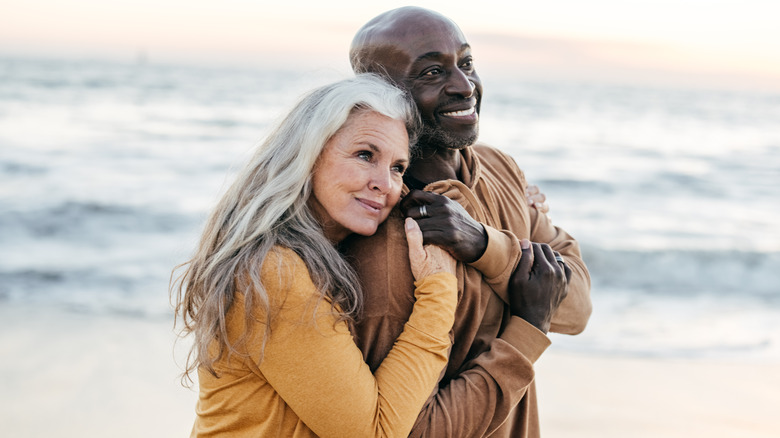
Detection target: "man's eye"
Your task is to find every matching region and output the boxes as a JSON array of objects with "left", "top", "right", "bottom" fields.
[{"left": 423, "top": 68, "right": 442, "bottom": 77}]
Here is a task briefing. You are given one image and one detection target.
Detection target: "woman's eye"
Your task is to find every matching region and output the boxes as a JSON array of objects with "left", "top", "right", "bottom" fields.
[
  {"left": 391, "top": 164, "right": 406, "bottom": 175},
  {"left": 357, "top": 151, "right": 372, "bottom": 161}
]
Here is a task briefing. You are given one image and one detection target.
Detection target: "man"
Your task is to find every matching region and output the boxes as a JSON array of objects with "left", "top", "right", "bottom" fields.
[{"left": 342, "top": 6, "right": 592, "bottom": 437}]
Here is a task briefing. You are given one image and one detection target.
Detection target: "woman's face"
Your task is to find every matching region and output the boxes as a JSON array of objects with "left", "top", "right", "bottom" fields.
[{"left": 310, "top": 110, "right": 409, "bottom": 243}]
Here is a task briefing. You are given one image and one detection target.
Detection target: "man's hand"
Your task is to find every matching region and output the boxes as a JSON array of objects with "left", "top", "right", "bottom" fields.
[
  {"left": 401, "top": 189, "right": 487, "bottom": 263},
  {"left": 508, "top": 239, "right": 571, "bottom": 333},
  {"left": 526, "top": 184, "right": 549, "bottom": 214}
]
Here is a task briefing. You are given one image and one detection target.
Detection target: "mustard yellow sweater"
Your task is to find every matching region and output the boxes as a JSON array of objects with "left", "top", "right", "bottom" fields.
[{"left": 191, "top": 247, "right": 457, "bottom": 437}]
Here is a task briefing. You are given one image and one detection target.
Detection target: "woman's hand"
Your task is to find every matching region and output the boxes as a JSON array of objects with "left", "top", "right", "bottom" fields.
[
  {"left": 405, "top": 217, "right": 457, "bottom": 281},
  {"left": 526, "top": 184, "right": 550, "bottom": 214}
]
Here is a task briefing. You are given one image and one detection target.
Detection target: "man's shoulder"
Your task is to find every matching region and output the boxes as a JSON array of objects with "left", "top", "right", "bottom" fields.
[
  {"left": 341, "top": 209, "right": 407, "bottom": 254},
  {"left": 469, "top": 142, "right": 524, "bottom": 177},
  {"left": 471, "top": 141, "right": 504, "bottom": 155}
]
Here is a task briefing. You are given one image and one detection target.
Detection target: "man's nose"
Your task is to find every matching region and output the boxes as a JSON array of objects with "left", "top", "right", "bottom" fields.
[{"left": 444, "top": 69, "right": 475, "bottom": 98}]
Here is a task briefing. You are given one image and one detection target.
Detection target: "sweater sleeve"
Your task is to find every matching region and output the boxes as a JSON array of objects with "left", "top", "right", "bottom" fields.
[
  {"left": 472, "top": 211, "right": 592, "bottom": 335},
  {"left": 469, "top": 224, "right": 522, "bottom": 304},
  {"left": 255, "top": 250, "right": 458, "bottom": 438},
  {"left": 409, "top": 316, "right": 550, "bottom": 437},
  {"left": 475, "top": 145, "right": 592, "bottom": 335},
  {"left": 477, "top": 207, "right": 593, "bottom": 335}
]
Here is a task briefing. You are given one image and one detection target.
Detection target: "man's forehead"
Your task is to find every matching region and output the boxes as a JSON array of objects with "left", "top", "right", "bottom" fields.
[
  {"left": 372, "top": 15, "right": 463, "bottom": 46},
  {"left": 356, "top": 7, "right": 463, "bottom": 47},
  {"left": 350, "top": 7, "right": 469, "bottom": 76}
]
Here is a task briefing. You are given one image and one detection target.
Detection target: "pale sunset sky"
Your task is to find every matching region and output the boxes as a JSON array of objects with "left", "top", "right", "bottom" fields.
[{"left": 2, "top": 0, "right": 779, "bottom": 91}]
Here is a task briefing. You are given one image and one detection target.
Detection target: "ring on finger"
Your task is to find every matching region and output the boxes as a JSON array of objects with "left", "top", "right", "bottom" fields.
[
  {"left": 554, "top": 254, "right": 564, "bottom": 263},
  {"left": 419, "top": 205, "right": 428, "bottom": 218}
]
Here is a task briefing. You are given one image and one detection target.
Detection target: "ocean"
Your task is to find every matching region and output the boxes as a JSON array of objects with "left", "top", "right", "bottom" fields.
[{"left": 1, "top": 55, "right": 779, "bottom": 362}]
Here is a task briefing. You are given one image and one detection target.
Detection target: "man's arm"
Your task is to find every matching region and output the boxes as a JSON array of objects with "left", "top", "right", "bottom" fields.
[
  {"left": 527, "top": 204, "right": 592, "bottom": 334},
  {"left": 402, "top": 187, "right": 591, "bottom": 334},
  {"left": 409, "top": 240, "right": 569, "bottom": 437},
  {"left": 410, "top": 318, "right": 546, "bottom": 437},
  {"left": 479, "top": 145, "right": 594, "bottom": 334}
]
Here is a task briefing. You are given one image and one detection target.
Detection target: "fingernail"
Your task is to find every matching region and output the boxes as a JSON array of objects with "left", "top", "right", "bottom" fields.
[
  {"left": 521, "top": 239, "right": 530, "bottom": 249},
  {"left": 405, "top": 217, "right": 414, "bottom": 230}
]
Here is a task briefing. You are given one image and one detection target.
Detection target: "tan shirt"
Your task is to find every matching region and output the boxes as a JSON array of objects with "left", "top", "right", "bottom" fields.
[
  {"left": 343, "top": 144, "right": 593, "bottom": 437},
  {"left": 192, "top": 247, "right": 458, "bottom": 438}
]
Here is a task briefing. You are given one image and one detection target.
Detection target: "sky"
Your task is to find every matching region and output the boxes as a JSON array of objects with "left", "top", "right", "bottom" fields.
[{"left": 2, "top": 0, "right": 779, "bottom": 91}]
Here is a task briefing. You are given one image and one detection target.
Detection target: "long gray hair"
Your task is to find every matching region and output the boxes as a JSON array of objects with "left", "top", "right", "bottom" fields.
[{"left": 171, "top": 74, "right": 419, "bottom": 382}]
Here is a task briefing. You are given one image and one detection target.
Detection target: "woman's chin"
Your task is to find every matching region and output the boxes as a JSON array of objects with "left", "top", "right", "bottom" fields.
[
  {"left": 348, "top": 222, "right": 381, "bottom": 238},
  {"left": 352, "top": 227, "right": 378, "bottom": 237}
]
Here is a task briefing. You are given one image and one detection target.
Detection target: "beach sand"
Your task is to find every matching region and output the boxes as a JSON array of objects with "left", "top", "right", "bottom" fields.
[
  {"left": 0, "top": 304, "right": 197, "bottom": 437},
  {"left": 2, "top": 304, "right": 778, "bottom": 437},
  {"left": 536, "top": 349, "right": 780, "bottom": 438}
]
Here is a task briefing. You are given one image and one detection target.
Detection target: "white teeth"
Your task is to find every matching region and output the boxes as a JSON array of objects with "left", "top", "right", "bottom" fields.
[{"left": 442, "top": 107, "right": 475, "bottom": 117}]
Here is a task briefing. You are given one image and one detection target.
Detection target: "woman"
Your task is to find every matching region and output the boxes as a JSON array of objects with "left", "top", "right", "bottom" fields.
[{"left": 171, "top": 74, "right": 458, "bottom": 437}]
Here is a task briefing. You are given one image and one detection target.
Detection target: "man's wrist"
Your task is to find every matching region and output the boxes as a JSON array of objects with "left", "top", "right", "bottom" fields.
[
  {"left": 512, "top": 308, "right": 551, "bottom": 334},
  {"left": 466, "top": 224, "right": 488, "bottom": 263}
]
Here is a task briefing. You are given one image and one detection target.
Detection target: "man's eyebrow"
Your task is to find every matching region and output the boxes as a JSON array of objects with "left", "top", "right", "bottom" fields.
[
  {"left": 413, "top": 51, "right": 444, "bottom": 63},
  {"left": 413, "top": 44, "right": 472, "bottom": 64}
]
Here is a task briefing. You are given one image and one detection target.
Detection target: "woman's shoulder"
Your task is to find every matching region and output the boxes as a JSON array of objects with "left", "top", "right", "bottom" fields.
[
  {"left": 259, "top": 246, "right": 316, "bottom": 302},
  {"left": 262, "top": 246, "right": 306, "bottom": 275}
]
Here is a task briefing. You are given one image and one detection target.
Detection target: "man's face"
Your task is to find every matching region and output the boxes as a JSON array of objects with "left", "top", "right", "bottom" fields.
[{"left": 372, "top": 17, "right": 483, "bottom": 150}]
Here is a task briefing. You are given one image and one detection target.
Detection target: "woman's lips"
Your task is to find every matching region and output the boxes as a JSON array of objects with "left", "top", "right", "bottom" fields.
[{"left": 357, "top": 198, "right": 384, "bottom": 213}]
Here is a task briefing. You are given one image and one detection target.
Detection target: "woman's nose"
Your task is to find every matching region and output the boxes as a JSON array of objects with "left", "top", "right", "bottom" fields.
[{"left": 370, "top": 168, "right": 393, "bottom": 194}]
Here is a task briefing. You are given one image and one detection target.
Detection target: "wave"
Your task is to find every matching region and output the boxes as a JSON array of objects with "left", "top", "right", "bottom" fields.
[
  {"left": 0, "top": 267, "right": 173, "bottom": 320},
  {"left": 582, "top": 246, "right": 780, "bottom": 299},
  {"left": 535, "top": 178, "right": 615, "bottom": 194},
  {"left": 0, "top": 161, "right": 47, "bottom": 175},
  {"left": 0, "top": 201, "right": 200, "bottom": 239}
]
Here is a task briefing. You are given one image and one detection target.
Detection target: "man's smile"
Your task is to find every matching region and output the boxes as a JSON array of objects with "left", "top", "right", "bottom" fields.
[{"left": 441, "top": 107, "right": 475, "bottom": 117}]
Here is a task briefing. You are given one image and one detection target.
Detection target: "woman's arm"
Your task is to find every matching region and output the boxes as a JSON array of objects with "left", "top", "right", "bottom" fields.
[{"left": 256, "top": 222, "right": 457, "bottom": 437}]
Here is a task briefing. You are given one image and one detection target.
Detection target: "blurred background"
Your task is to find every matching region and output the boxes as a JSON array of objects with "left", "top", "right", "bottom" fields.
[{"left": 1, "top": 1, "right": 779, "bottom": 436}]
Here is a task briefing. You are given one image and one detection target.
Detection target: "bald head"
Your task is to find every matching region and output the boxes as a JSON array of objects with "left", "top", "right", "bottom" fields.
[
  {"left": 350, "top": 7, "right": 464, "bottom": 81},
  {"left": 350, "top": 7, "right": 482, "bottom": 150}
]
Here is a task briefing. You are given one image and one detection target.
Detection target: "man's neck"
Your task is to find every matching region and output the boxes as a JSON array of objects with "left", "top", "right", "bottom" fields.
[{"left": 406, "top": 146, "right": 463, "bottom": 187}]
